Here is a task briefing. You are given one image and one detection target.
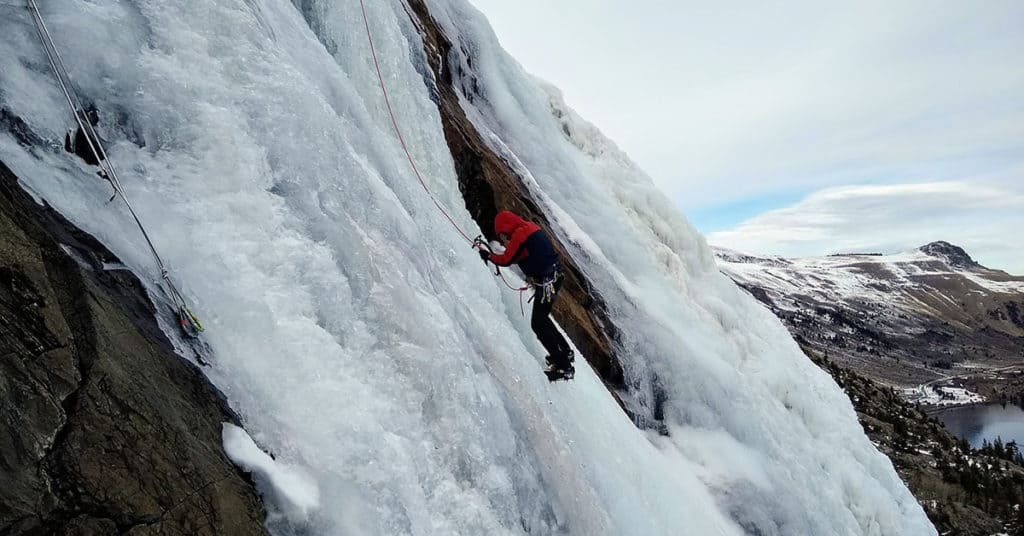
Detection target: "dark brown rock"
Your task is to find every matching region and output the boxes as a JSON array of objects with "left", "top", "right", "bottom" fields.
[
  {"left": 401, "top": 0, "right": 648, "bottom": 424},
  {"left": 0, "top": 160, "right": 269, "bottom": 536}
]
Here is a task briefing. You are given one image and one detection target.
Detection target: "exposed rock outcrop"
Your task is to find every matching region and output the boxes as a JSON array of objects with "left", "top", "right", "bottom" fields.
[
  {"left": 0, "top": 160, "right": 269, "bottom": 536},
  {"left": 401, "top": 0, "right": 642, "bottom": 421},
  {"left": 919, "top": 241, "right": 981, "bottom": 270}
]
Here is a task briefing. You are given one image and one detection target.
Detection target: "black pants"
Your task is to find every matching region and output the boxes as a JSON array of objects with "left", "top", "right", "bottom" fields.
[{"left": 531, "top": 278, "right": 572, "bottom": 369}]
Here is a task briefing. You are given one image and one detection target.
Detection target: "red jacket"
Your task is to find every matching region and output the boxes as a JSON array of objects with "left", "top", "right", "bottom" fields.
[
  {"left": 490, "top": 211, "right": 538, "bottom": 266},
  {"left": 488, "top": 211, "right": 560, "bottom": 278}
]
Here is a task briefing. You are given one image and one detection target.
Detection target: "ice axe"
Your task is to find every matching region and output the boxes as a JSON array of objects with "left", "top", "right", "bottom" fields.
[{"left": 473, "top": 235, "right": 500, "bottom": 275}]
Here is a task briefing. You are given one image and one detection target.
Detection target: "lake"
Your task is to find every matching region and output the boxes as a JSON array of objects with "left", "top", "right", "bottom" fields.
[{"left": 934, "top": 403, "right": 1024, "bottom": 449}]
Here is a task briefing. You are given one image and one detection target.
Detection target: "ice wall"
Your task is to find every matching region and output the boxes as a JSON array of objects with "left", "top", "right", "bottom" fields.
[{"left": 0, "top": 0, "right": 934, "bottom": 534}]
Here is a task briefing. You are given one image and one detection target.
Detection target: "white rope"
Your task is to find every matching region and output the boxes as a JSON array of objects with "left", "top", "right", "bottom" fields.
[{"left": 26, "top": 0, "right": 203, "bottom": 336}]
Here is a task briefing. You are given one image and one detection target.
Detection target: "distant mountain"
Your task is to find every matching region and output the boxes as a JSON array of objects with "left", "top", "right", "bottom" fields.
[
  {"left": 718, "top": 244, "right": 1024, "bottom": 534},
  {"left": 716, "top": 242, "right": 1024, "bottom": 387}
]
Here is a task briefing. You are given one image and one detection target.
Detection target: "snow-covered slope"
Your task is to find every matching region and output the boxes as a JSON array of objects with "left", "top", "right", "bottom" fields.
[
  {"left": 717, "top": 242, "right": 1024, "bottom": 305},
  {"left": 717, "top": 242, "right": 1024, "bottom": 386},
  {"left": 1, "top": 0, "right": 934, "bottom": 534}
]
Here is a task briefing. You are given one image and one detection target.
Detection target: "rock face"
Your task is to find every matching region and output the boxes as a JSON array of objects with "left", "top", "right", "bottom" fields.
[
  {"left": 399, "top": 1, "right": 636, "bottom": 419},
  {"left": 0, "top": 161, "right": 269, "bottom": 536},
  {"left": 918, "top": 241, "right": 981, "bottom": 270},
  {"left": 716, "top": 245, "right": 1024, "bottom": 386}
]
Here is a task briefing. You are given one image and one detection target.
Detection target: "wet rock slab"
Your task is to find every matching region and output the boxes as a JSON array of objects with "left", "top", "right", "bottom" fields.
[{"left": 0, "top": 161, "right": 269, "bottom": 536}]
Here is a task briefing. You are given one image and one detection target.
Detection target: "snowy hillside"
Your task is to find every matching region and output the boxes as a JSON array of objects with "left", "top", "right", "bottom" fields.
[
  {"left": 717, "top": 242, "right": 1024, "bottom": 306},
  {"left": 717, "top": 242, "right": 1024, "bottom": 386},
  {"left": 1, "top": 0, "right": 935, "bottom": 534}
]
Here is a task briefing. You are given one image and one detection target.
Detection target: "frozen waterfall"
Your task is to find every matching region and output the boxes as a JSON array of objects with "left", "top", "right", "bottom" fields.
[{"left": 0, "top": 0, "right": 935, "bottom": 534}]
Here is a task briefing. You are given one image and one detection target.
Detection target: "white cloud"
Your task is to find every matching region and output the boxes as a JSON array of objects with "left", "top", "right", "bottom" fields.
[
  {"left": 708, "top": 180, "right": 1024, "bottom": 274},
  {"left": 468, "top": 0, "right": 1024, "bottom": 273},
  {"left": 468, "top": 0, "right": 1024, "bottom": 207}
]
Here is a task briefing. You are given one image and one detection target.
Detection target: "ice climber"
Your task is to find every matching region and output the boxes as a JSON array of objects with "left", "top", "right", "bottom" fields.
[{"left": 479, "top": 210, "right": 575, "bottom": 381}]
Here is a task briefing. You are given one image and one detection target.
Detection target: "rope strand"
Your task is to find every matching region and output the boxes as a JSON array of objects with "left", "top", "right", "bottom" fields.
[
  {"left": 27, "top": 0, "right": 202, "bottom": 336},
  {"left": 358, "top": 0, "right": 474, "bottom": 244},
  {"left": 359, "top": 0, "right": 535, "bottom": 309}
]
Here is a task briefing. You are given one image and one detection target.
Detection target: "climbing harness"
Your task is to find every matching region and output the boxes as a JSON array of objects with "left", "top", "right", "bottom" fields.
[
  {"left": 522, "top": 270, "right": 561, "bottom": 317},
  {"left": 26, "top": 0, "right": 203, "bottom": 338},
  {"left": 530, "top": 271, "right": 561, "bottom": 305}
]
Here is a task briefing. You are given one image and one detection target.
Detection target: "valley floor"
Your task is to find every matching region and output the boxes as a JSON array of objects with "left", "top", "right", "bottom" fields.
[{"left": 900, "top": 364, "right": 1024, "bottom": 408}]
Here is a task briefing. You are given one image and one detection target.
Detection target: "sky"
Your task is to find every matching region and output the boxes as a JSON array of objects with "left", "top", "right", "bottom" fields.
[{"left": 467, "top": 0, "right": 1024, "bottom": 274}]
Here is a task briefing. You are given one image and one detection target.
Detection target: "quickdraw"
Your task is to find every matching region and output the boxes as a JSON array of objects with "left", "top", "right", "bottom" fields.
[
  {"left": 527, "top": 269, "right": 561, "bottom": 303},
  {"left": 534, "top": 273, "right": 560, "bottom": 304}
]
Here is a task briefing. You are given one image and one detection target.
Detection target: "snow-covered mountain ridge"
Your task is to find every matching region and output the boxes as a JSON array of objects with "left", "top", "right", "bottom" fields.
[
  {"left": 716, "top": 241, "right": 1024, "bottom": 387},
  {"left": 2, "top": 0, "right": 936, "bottom": 534}
]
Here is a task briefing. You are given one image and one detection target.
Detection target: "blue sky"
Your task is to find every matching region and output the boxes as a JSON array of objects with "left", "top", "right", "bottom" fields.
[
  {"left": 686, "top": 190, "right": 808, "bottom": 234},
  {"left": 468, "top": 0, "right": 1024, "bottom": 273}
]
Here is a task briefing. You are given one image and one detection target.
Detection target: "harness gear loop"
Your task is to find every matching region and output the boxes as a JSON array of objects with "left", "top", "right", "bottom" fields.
[
  {"left": 529, "top": 270, "right": 561, "bottom": 304},
  {"left": 515, "top": 269, "right": 560, "bottom": 317}
]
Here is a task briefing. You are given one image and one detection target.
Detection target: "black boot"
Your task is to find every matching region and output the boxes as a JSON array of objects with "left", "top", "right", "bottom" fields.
[{"left": 544, "top": 357, "right": 575, "bottom": 382}]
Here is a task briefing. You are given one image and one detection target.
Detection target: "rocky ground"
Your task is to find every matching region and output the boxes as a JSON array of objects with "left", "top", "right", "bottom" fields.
[
  {"left": 0, "top": 159, "right": 269, "bottom": 536},
  {"left": 964, "top": 368, "right": 1024, "bottom": 405},
  {"left": 717, "top": 243, "right": 1024, "bottom": 533},
  {"left": 811, "top": 348, "right": 1024, "bottom": 536}
]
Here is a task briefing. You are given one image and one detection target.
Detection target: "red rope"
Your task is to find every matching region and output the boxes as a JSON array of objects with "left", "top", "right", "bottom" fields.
[
  {"left": 358, "top": 0, "right": 473, "bottom": 244},
  {"left": 359, "top": 0, "right": 533, "bottom": 311},
  {"left": 502, "top": 270, "right": 531, "bottom": 316},
  {"left": 498, "top": 270, "right": 530, "bottom": 292}
]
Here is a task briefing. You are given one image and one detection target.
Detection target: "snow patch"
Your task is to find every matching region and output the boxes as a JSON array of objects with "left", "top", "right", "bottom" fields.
[
  {"left": 222, "top": 423, "right": 320, "bottom": 519},
  {"left": 903, "top": 386, "right": 986, "bottom": 406}
]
